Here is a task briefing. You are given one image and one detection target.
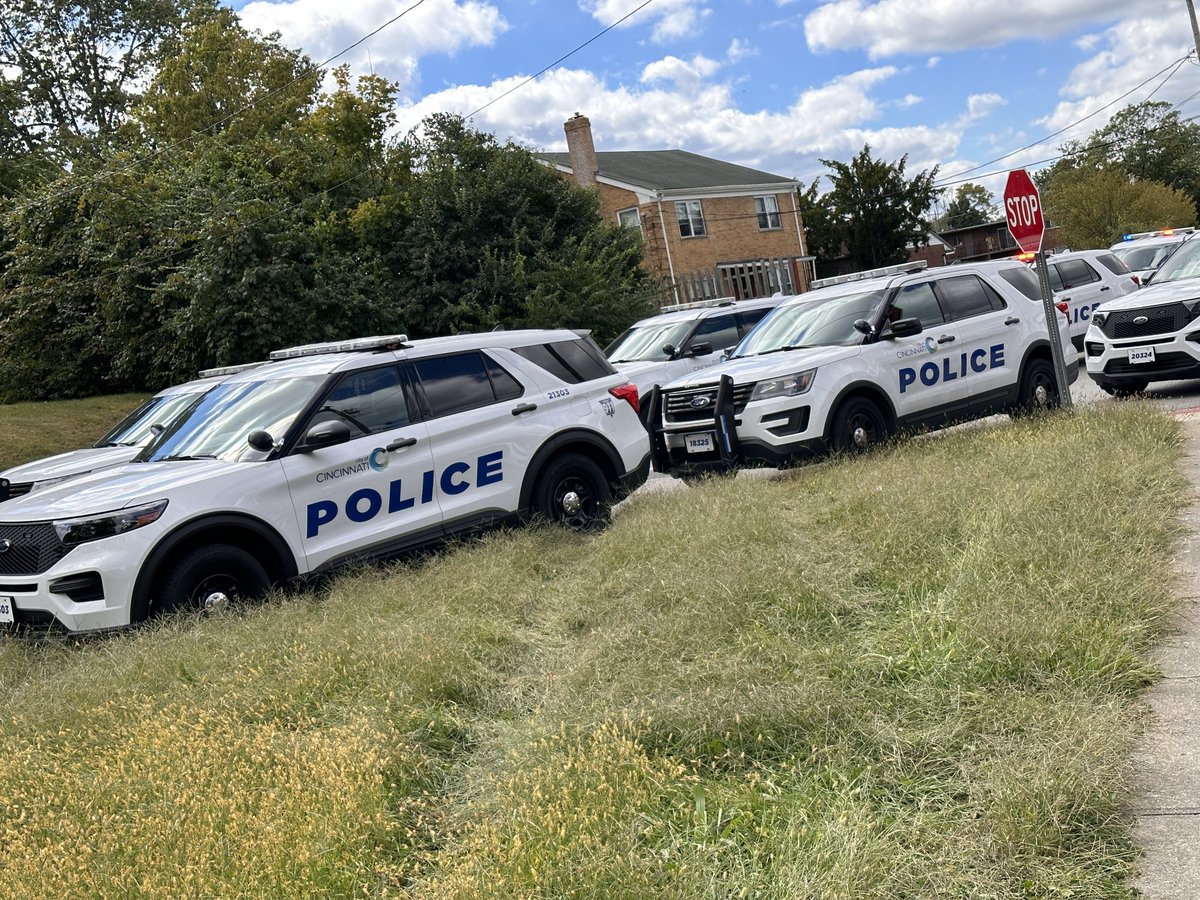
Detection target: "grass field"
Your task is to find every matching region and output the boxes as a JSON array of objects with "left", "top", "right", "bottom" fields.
[
  {"left": 0, "top": 393, "right": 148, "bottom": 471},
  {"left": 0, "top": 400, "right": 1186, "bottom": 897}
]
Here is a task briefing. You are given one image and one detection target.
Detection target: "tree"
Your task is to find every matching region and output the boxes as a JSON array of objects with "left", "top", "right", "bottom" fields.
[
  {"left": 819, "top": 144, "right": 941, "bottom": 270},
  {"left": 1043, "top": 168, "right": 1196, "bottom": 250},
  {"left": 942, "top": 182, "right": 997, "bottom": 230}
]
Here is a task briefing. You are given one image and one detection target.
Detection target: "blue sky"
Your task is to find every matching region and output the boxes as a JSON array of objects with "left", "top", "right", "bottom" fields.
[{"left": 226, "top": 0, "right": 1197, "bottom": 208}]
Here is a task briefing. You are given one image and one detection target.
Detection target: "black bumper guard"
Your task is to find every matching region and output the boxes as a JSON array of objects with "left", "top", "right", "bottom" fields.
[{"left": 648, "top": 375, "right": 742, "bottom": 474}]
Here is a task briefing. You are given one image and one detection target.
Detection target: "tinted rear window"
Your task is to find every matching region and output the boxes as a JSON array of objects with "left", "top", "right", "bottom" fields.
[
  {"left": 997, "top": 267, "right": 1041, "bottom": 301},
  {"left": 514, "top": 339, "right": 615, "bottom": 383},
  {"left": 1095, "top": 252, "right": 1131, "bottom": 276}
]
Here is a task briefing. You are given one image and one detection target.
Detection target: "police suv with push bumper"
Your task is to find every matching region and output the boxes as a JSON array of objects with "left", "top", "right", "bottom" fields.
[
  {"left": 0, "top": 331, "right": 650, "bottom": 633},
  {"left": 644, "top": 260, "right": 1076, "bottom": 476}
]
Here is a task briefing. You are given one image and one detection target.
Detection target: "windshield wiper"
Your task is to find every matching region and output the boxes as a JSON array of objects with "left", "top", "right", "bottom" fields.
[
  {"left": 159, "top": 454, "right": 218, "bottom": 461},
  {"left": 754, "top": 344, "right": 810, "bottom": 356}
]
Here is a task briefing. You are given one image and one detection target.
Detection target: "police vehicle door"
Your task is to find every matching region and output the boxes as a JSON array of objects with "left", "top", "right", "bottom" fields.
[
  {"left": 1050, "top": 258, "right": 1105, "bottom": 336},
  {"left": 932, "top": 274, "right": 1013, "bottom": 414},
  {"left": 409, "top": 351, "right": 545, "bottom": 533},
  {"left": 281, "top": 364, "right": 438, "bottom": 571},
  {"left": 879, "top": 280, "right": 967, "bottom": 428}
]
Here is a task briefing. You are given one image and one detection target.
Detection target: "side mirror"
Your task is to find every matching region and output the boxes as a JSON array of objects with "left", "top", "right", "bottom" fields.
[
  {"left": 885, "top": 317, "right": 923, "bottom": 339},
  {"left": 687, "top": 342, "right": 713, "bottom": 357},
  {"left": 149, "top": 423, "right": 164, "bottom": 435},
  {"left": 298, "top": 420, "right": 351, "bottom": 452},
  {"left": 247, "top": 430, "right": 275, "bottom": 453},
  {"left": 662, "top": 342, "right": 677, "bottom": 358},
  {"left": 852, "top": 318, "right": 875, "bottom": 336}
]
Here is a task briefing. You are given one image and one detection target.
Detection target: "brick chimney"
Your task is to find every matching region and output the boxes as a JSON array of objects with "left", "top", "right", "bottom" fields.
[{"left": 563, "top": 113, "right": 598, "bottom": 188}]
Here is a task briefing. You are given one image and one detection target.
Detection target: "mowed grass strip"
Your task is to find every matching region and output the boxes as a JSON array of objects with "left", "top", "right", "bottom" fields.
[
  {"left": 0, "top": 393, "right": 148, "bottom": 471},
  {"left": 0, "top": 402, "right": 1184, "bottom": 897}
]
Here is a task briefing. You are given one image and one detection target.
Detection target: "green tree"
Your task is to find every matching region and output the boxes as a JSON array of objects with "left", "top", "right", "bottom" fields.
[
  {"left": 819, "top": 144, "right": 941, "bottom": 270},
  {"left": 942, "top": 182, "right": 997, "bottom": 230},
  {"left": 1043, "top": 168, "right": 1196, "bottom": 250}
]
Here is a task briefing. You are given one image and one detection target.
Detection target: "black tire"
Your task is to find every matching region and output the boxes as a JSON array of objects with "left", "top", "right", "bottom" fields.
[
  {"left": 153, "top": 544, "right": 270, "bottom": 618},
  {"left": 1099, "top": 381, "right": 1148, "bottom": 398},
  {"left": 1011, "top": 358, "right": 1060, "bottom": 416},
  {"left": 829, "top": 396, "right": 891, "bottom": 454},
  {"left": 532, "top": 452, "right": 612, "bottom": 531}
]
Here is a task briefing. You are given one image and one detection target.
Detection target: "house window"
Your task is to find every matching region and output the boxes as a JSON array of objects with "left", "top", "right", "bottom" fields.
[
  {"left": 755, "top": 195, "right": 781, "bottom": 230},
  {"left": 617, "top": 207, "right": 641, "bottom": 230},
  {"left": 675, "top": 200, "right": 706, "bottom": 238}
]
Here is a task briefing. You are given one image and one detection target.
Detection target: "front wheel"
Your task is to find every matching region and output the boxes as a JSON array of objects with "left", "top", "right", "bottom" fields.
[
  {"left": 829, "top": 396, "right": 891, "bottom": 454},
  {"left": 153, "top": 544, "right": 270, "bottom": 619},
  {"left": 1011, "top": 358, "right": 1060, "bottom": 416},
  {"left": 532, "top": 453, "right": 612, "bottom": 531}
]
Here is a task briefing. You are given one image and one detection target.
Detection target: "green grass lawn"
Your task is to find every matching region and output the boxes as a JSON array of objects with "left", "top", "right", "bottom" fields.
[
  {"left": 0, "top": 400, "right": 1185, "bottom": 897},
  {"left": 0, "top": 393, "right": 149, "bottom": 471}
]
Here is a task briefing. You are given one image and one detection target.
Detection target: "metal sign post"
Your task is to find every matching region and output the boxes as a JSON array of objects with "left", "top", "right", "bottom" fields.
[{"left": 1032, "top": 251, "right": 1073, "bottom": 409}]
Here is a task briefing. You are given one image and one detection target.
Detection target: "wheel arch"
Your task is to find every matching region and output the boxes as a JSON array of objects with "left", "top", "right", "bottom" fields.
[
  {"left": 518, "top": 429, "right": 623, "bottom": 514},
  {"left": 821, "top": 381, "right": 898, "bottom": 444},
  {"left": 130, "top": 513, "right": 299, "bottom": 622}
]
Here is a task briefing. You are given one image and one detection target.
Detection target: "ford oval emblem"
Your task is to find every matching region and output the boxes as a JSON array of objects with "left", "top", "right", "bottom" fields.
[
  {"left": 689, "top": 395, "right": 712, "bottom": 409},
  {"left": 0, "top": 540, "right": 10, "bottom": 554},
  {"left": 1133, "top": 315, "right": 1148, "bottom": 325}
]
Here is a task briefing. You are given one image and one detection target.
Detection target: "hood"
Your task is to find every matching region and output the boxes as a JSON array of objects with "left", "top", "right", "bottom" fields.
[
  {"left": 1, "top": 445, "right": 139, "bottom": 487},
  {"left": 1094, "top": 277, "right": 1200, "bottom": 313},
  {"left": 664, "top": 345, "right": 861, "bottom": 389},
  {"left": 612, "top": 359, "right": 675, "bottom": 393},
  {"left": 0, "top": 458, "right": 257, "bottom": 522}
]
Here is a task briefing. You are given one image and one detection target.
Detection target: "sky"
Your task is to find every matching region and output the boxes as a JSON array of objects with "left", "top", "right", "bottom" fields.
[{"left": 226, "top": 0, "right": 1200, "bottom": 209}]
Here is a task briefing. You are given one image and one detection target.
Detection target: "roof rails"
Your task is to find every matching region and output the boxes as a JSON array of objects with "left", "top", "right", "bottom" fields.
[
  {"left": 811, "top": 260, "right": 927, "bottom": 289},
  {"left": 1122, "top": 226, "right": 1196, "bottom": 242},
  {"left": 198, "top": 360, "right": 270, "bottom": 378},
  {"left": 269, "top": 334, "right": 410, "bottom": 361},
  {"left": 660, "top": 296, "right": 738, "bottom": 313}
]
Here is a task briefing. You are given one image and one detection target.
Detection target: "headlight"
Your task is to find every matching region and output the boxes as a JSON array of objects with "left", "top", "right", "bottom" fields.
[
  {"left": 749, "top": 369, "right": 816, "bottom": 401},
  {"left": 53, "top": 500, "right": 168, "bottom": 547}
]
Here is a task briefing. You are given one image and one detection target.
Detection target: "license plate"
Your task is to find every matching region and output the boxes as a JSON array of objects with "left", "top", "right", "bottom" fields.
[
  {"left": 0, "top": 596, "right": 13, "bottom": 625},
  {"left": 1128, "top": 347, "right": 1155, "bottom": 365},
  {"left": 685, "top": 433, "right": 715, "bottom": 454}
]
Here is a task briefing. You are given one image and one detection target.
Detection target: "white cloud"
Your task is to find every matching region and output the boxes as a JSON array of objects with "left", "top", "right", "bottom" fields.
[
  {"left": 235, "top": 0, "right": 506, "bottom": 94},
  {"left": 896, "top": 93, "right": 922, "bottom": 108},
  {"left": 726, "top": 38, "right": 756, "bottom": 62},
  {"left": 640, "top": 54, "right": 721, "bottom": 92},
  {"left": 963, "top": 92, "right": 1005, "bottom": 122},
  {"left": 803, "top": 0, "right": 1173, "bottom": 59},
  {"left": 580, "top": 0, "right": 710, "bottom": 44},
  {"left": 393, "top": 63, "right": 977, "bottom": 184},
  {"left": 1074, "top": 33, "right": 1101, "bottom": 52},
  {"left": 926, "top": 56, "right": 940, "bottom": 68}
]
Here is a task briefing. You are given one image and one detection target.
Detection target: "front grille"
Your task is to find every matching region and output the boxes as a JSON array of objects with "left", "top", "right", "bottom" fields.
[
  {"left": 0, "top": 523, "right": 71, "bottom": 576},
  {"left": 663, "top": 382, "right": 756, "bottom": 423},
  {"left": 1104, "top": 351, "right": 1199, "bottom": 376},
  {"left": 0, "top": 482, "right": 31, "bottom": 503},
  {"left": 1098, "top": 303, "right": 1195, "bottom": 339}
]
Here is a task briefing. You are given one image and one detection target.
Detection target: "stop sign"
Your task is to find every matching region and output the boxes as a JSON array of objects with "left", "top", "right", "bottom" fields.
[{"left": 1003, "top": 169, "right": 1044, "bottom": 254}]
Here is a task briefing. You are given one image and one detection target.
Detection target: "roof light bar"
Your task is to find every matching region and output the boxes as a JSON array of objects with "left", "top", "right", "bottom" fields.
[
  {"left": 269, "top": 334, "right": 410, "bottom": 361},
  {"left": 660, "top": 296, "right": 738, "bottom": 312},
  {"left": 198, "top": 361, "right": 270, "bottom": 378},
  {"left": 811, "top": 260, "right": 927, "bottom": 289},
  {"left": 1122, "top": 226, "right": 1195, "bottom": 241}
]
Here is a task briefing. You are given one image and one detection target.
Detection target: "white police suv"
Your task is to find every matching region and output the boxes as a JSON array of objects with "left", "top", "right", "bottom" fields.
[
  {"left": 645, "top": 261, "right": 1076, "bottom": 476},
  {"left": 0, "top": 331, "right": 649, "bottom": 633},
  {"left": 605, "top": 296, "right": 782, "bottom": 400},
  {"left": 1085, "top": 232, "right": 1200, "bottom": 395},
  {"left": 1109, "top": 228, "right": 1195, "bottom": 283},
  {"left": 0, "top": 364, "right": 265, "bottom": 505},
  {"left": 1036, "top": 249, "right": 1139, "bottom": 349}
]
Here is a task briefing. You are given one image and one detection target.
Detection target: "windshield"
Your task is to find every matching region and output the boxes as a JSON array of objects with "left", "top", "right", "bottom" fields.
[
  {"left": 605, "top": 321, "right": 695, "bottom": 363},
  {"left": 96, "top": 390, "right": 208, "bottom": 448},
  {"left": 137, "top": 376, "right": 326, "bottom": 463},
  {"left": 1147, "top": 239, "right": 1200, "bottom": 284},
  {"left": 1112, "top": 244, "right": 1176, "bottom": 272},
  {"left": 734, "top": 289, "right": 886, "bottom": 356}
]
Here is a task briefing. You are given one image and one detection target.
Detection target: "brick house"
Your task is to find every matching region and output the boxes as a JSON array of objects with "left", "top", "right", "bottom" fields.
[
  {"left": 938, "top": 219, "right": 1066, "bottom": 263},
  {"left": 537, "top": 114, "right": 814, "bottom": 307}
]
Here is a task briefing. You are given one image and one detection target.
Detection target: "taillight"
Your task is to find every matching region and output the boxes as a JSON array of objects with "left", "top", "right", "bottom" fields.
[
  {"left": 1131, "top": 274, "right": 1141, "bottom": 285},
  {"left": 609, "top": 382, "right": 640, "bottom": 414},
  {"left": 1056, "top": 302, "right": 1069, "bottom": 316}
]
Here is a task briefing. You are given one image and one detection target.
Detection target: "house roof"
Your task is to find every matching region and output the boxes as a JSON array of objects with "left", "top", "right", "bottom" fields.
[{"left": 537, "top": 149, "right": 796, "bottom": 193}]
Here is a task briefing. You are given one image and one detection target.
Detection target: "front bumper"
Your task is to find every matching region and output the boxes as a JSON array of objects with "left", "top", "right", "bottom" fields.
[{"left": 1085, "top": 329, "right": 1200, "bottom": 387}]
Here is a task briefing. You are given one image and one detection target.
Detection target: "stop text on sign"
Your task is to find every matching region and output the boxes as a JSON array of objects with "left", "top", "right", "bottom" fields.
[{"left": 1006, "top": 193, "right": 1040, "bottom": 229}]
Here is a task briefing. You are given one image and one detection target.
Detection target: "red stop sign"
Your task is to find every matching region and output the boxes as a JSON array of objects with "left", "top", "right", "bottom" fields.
[{"left": 1003, "top": 169, "right": 1044, "bottom": 254}]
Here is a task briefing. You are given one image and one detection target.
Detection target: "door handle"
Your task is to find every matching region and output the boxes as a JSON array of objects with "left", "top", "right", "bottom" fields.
[
  {"left": 1005, "top": 317, "right": 1021, "bottom": 325},
  {"left": 936, "top": 334, "right": 955, "bottom": 344},
  {"left": 511, "top": 403, "right": 539, "bottom": 416},
  {"left": 386, "top": 437, "right": 417, "bottom": 451},
  {"left": 1060, "top": 296, "right": 1071, "bottom": 302},
  {"left": 1100, "top": 285, "right": 1111, "bottom": 292}
]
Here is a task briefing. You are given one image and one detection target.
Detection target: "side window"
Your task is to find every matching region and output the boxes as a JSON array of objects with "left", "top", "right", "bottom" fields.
[
  {"left": 484, "top": 353, "right": 524, "bottom": 402},
  {"left": 1096, "top": 253, "right": 1131, "bottom": 276},
  {"left": 691, "top": 314, "right": 740, "bottom": 352},
  {"left": 513, "top": 340, "right": 615, "bottom": 384},
  {"left": 886, "top": 282, "right": 945, "bottom": 328},
  {"left": 997, "top": 266, "right": 1041, "bottom": 301},
  {"left": 737, "top": 307, "right": 772, "bottom": 334},
  {"left": 310, "top": 366, "right": 410, "bottom": 438},
  {"left": 1057, "top": 258, "right": 1100, "bottom": 288},
  {"left": 414, "top": 352, "right": 506, "bottom": 418},
  {"left": 936, "top": 275, "right": 1006, "bottom": 321},
  {"left": 1046, "top": 264, "right": 1065, "bottom": 292}
]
